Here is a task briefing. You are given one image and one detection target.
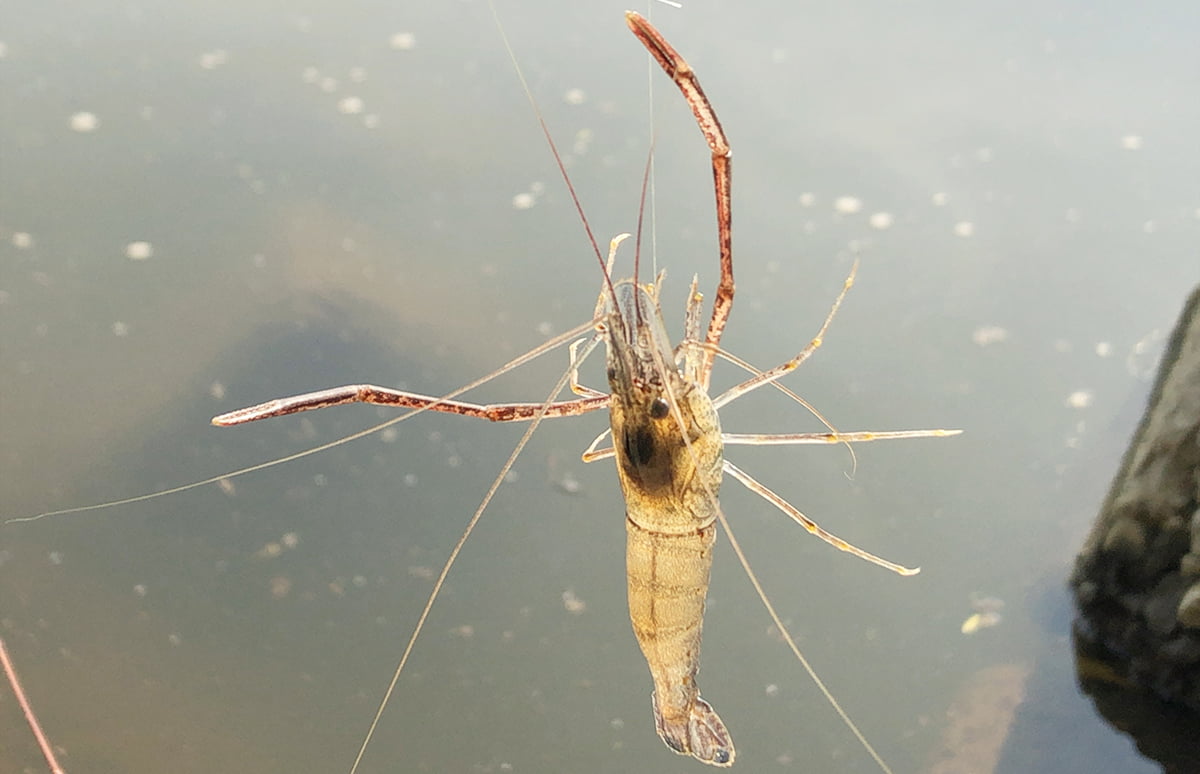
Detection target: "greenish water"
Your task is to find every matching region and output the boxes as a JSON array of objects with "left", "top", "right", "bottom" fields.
[{"left": 2, "top": 1, "right": 1195, "bottom": 772}]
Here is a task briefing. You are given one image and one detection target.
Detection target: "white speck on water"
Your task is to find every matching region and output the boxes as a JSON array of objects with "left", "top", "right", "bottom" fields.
[
  {"left": 1120, "top": 134, "right": 1143, "bottom": 150},
  {"left": 447, "top": 454, "right": 461, "bottom": 468},
  {"left": 363, "top": 114, "right": 380, "bottom": 129},
  {"left": 198, "top": 49, "right": 229, "bottom": 69},
  {"left": 972, "top": 325, "right": 1008, "bottom": 346},
  {"left": 573, "top": 128, "right": 593, "bottom": 155},
  {"left": 209, "top": 381, "right": 226, "bottom": 400},
  {"left": 562, "top": 589, "right": 587, "bottom": 614},
  {"left": 168, "top": 633, "right": 182, "bottom": 646},
  {"left": 70, "top": 111, "right": 99, "bottom": 132},
  {"left": 513, "top": 192, "right": 536, "bottom": 210},
  {"left": 319, "top": 76, "right": 338, "bottom": 93},
  {"left": 536, "top": 321, "right": 553, "bottom": 336},
  {"left": 389, "top": 32, "right": 416, "bottom": 50},
  {"left": 49, "top": 551, "right": 63, "bottom": 565},
  {"left": 281, "top": 532, "right": 299, "bottom": 549},
  {"left": 270, "top": 576, "right": 292, "bottom": 599},
  {"left": 503, "top": 470, "right": 519, "bottom": 483},
  {"left": 953, "top": 221, "right": 975, "bottom": 237},
  {"left": 564, "top": 88, "right": 586, "bottom": 105},
  {"left": 1065, "top": 208, "right": 1081, "bottom": 223},
  {"left": 134, "top": 584, "right": 148, "bottom": 597},
  {"left": 125, "top": 241, "right": 153, "bottom": 260},
  {"left": 450, "top": 624, "right": 475, "bottom": 638},
  {"left": 1143, "top": 220, "right": 1157, "bottom": 234},
  {"left": 610, "top": 717, "right": 625, "bottom": 730},
  {"left": 380, "top": 427, "right": 398, "bottom": 443},
  {"left": 11, "top": 232, "right": 33, "bottom": 249},
  {"left": 403, "top": 473, "right": 418, "bottom": 487},
  {"left": 301, "top": 66, "right": 319, "bottom": 83},
  {"left": 348, "top": 66, "right": 367, "bottom": 83},
  {"left": 1095, "top": 341, "right": 1112, "bottom": 357},
  {"left": 338, "top": 96, "right": 364, "bottom": 114},
  {"left": 1065, "top": 389, "right": 1093, "bottom": 409},
  {"left": 833, "top": 196, "right": 862, "bottom": 214},
  {"left": 1127, "top": 328, "right": 1165, "bottom": 379},
  {"left": 112, "top": 321, "right": 130, "bottom": 337},
  {"left": 765, "top": 683, "right": 780, "bottom": 696},
  {"left": 556, "top": 473, "right": 582, "bottom": 495},
  {"left": 961, "top": 611, "right": 1003, "bottom": 634},
  {"left": 218, "top": 478, "right": 236, "bottom": 496},
  {"left": 798, "top": 192, "right": 815, "bottom": 207},
  {"left": 868, "top": 212, "right": 894, "bottom": 230},
  {"left": 313, "top": 474, "right": 327, "bottom": 487},
  {"left": 931, "top": 192, "right": 948, "bottom": 206},
  {"left": 352, "top": 574, "right": 368, "bottom": 588}
]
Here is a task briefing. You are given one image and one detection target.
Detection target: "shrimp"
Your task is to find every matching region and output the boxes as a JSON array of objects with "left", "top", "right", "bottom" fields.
[
  {"left": 604, "top": 276, "right": 733, "bottom": 764},
  {"left": 206, "top": 12, "right": 956, "bottom": 769},
  {"left": 12, "top": 10, "right": 959, "bottom": 772}
]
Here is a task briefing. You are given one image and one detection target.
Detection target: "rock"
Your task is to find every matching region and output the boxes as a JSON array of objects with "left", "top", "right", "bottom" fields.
[{"left": 1072, "top": 285, "right": 1200, "bottom": 711}]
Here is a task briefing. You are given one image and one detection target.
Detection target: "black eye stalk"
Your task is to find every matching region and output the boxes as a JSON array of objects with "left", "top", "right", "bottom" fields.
[{"left": 649, "top": 397, "right": 670, "bottom": 420}]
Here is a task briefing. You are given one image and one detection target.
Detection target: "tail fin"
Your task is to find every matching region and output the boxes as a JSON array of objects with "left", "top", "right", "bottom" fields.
[{"left": 653, "top": 691, "right": 734, "bottom": 766}]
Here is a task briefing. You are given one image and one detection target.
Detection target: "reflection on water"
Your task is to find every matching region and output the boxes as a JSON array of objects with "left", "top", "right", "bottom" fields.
[{"left": 2, "top": 1, "right": 1196, "bottom": 772}]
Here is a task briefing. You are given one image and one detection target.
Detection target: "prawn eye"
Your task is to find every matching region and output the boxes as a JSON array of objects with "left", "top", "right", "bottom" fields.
[{"left": 649, "top": 397, "right": 670, "bottom": 419}]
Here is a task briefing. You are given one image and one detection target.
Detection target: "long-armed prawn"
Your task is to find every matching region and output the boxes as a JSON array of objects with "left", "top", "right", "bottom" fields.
[
  {"left": 11, "top": 11, "right": 959, "bottom": 772},
  {"left": 208, "top": 11, "right": 958, "bottom": 770}
]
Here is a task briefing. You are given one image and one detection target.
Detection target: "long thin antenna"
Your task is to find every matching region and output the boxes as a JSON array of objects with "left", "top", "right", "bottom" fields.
[
  {"left": 716, "top": 510, "right": 898, "bottom": 774},
  {"left": 645, "top": 1, "right": 661, "bottom": 277},
  {"left": 347, "top": 357, "right": 587, "bottom": 774},
  {"left": 486, "top": 0, "right": 618, "bottom": 308}
]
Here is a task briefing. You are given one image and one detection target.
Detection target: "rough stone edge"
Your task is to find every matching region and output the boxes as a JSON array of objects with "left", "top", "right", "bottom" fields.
[{"left": 1074, "top": 285, "right": 1200, "bottom": 564}]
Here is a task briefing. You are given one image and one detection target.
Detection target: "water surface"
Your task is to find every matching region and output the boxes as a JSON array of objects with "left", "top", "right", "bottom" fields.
[{"left": 3, "top": 1, "right": 1196, "bottom": 772}]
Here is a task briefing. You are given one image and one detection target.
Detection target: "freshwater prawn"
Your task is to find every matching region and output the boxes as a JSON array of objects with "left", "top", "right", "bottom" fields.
[
  {"left": 208, "top": 11, "right": 958, "bottom": 770},
  {"left": 11, "top": 10, "right": 959, "bottom": 772}
]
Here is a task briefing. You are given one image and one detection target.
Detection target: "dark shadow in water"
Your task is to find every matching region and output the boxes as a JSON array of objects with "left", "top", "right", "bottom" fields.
[{"left": 1074, "top": 631, "right": 1200, "bottom": 774}]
